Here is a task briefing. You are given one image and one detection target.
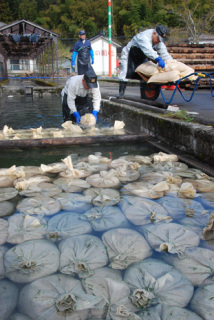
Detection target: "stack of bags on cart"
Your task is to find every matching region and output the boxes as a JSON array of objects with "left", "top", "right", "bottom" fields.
[{"left": 136, "top": 60, "right": 197, "bottom": 83}]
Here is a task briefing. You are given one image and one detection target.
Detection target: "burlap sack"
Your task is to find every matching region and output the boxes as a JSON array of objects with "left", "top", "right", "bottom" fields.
[
  {"left": 4, "top": 239, "right": 60, "bottom": 283},
  {"left": 17, "top": 195, "right": 61, "bottom": 216},
  {"left": 135, "top": 61, "right": 159, "bottom": 77},
  {"left": 18, "top": 274, "right": 100, "bottom": 320},
  {"left": 102, "top": 228, "right": 152, "bottom": 269},
  {"left": 59, "top": 234, "right": 108, "bottom": 278},
  {"left": 0, "top": 280, "right": 18, "bottom": 320}
]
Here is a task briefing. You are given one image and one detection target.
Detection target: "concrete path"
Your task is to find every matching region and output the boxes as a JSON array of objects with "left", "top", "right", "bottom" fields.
[{"left": 99, "top": 81, "right": 214, "bottom": 124}]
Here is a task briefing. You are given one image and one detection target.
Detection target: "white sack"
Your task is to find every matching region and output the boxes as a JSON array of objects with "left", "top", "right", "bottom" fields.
[
  {"left": 18, "top": 274, "right": 101, "bottom": 320},
  {"left": 124, "top": 258, "right": 194, "bottom": 308},
  {"left": 135, "top": 61, "right": 159, "bottom": 77},
  {"left": 7, "top": 213, "right": 47, "bottom": 244},
  {"left": 83, "top": 187, "right": 121, "bottom": 206},
  {"left": 4, "top": 239, "right": 60, "bottom": 283},
  {"left": 46, "top": 212, "right": 92, "bottom": 241},
  {"left": 17, "top": 195, "right": 61, "bottom": 216},
  {"left": 110, "top": 158, "right": 135, "bottom": 169},
  {"left": 138, "top": 304, "right": 203, "bottom": 320},
  {"left": 0, "top": 201, "right": 15, "bottom": 218},
  {"left": 0, "top": 218, "right": 8, "bottom": 245},
  {"left": 139, "top": 222, "right": 200, "bottom": 255},
  {"left": 59, "top": 234, "right": 108, "bottom": 278},
  {"left": 13, "top": 175, "right": 52, "bottom": 191},
  {"left": 0, "top": 280, "right": 18, "bottom": 320},
  {"left": 120, "top": 154, "right": 152, "bottom": 165},
  {"left": 121, "top": 181, "right": 168, "bottom": 199},
  {"left": 140, "top": 171, "right": 181, "bottom": 186},
  {"left": 152, "top": 161, "right": 188, "bottom": 173},
  {"left": 0, "top": 176, "right": 14, "bottom": 188},
  {"left": 80, "top": 113, "right": 96, "bottom": 127},
  {"left": 80, "top": 206, "right": 129, "bottom": 232},
  {"left": 54, "top": 192, "right": 93, "bottom": 212},
  {"left": 82, "top": 267, "right": 139, "bottom": 320},
  {"left": 191, "top": 179, "right": 214, "bottom": 193},
  {"left": 152, "top": 152, "right": 178, "bottom": 163},
  {"left": 148, "top": 65, "right": 193, "bottom": 84},
  {"left": 163, "top": 246, "right": 214, "bottom": 286},
  {"left": 179, "top": 215, "right": 210, "bottom": 239},
  {"left": 40, "top": 162, "right": 67, "bottom": 173},
  {"left": 87, "top": 153, "right": 110, "bottom": 164},
  {"left": 178, "top": 182, "right": 197, "bottom": 199},
  {"left": 0, "top": 187, "right": 18, "bottom": 202},
  {"left": 203, "top": 212, "right": 214, "bottom": 240},
  {"left": 190, "top": 284, "right": 214, "bottom": 320},
  {"left": 0, "top": 245, "right": 8, "bottom": 279},
  {"left": 157, "top": 196, "right": 206, "bottom": 220},
  {"left": 8, "top": 313, "right": 31, "bottom": 320},
  {"left": 54, "top": 177, "right": 91, "bottom": 192},
  {"left": 74, "top": 161, "right": 109, "bottom": 173},
  {"left": 115, "top": 165, "right": 140, "bottom": 183},
  {"left": 0, "top": 165, "right": 25, "bottom": 179},
  {"left": 86, "top": 169, "right": 121, "bottom": 188},
  {"left": 18, "top": 165, "right": 45, "bottom": 179},
  {"left": 19, "top": 181, "right": 62, "bottom": 197},
  {"left": 119, "top": 195, "right": 171, "bottom": 225},
  {"left": 102, "top": 228, "right": 152, "bottom": 269},
  {"left": 60, "top": 155, "right": 91, "bottom": 178}
]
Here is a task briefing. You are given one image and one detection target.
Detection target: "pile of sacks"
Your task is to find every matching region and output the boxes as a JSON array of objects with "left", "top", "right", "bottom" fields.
[
  {"left": 136, "top": 59, "right": 197, "bottom": 83},
  {"left": 0, "top": 119, "right": 126, "bottom": 141},
  {"left": 0, "top": 151, "right": 214, "bottom": 319}
]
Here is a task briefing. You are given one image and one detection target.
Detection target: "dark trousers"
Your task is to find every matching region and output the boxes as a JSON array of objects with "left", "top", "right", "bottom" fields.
[
  {"left": 62, "top": 93, "right": 93, "bottom": 122},
  {"left": 126, "top": 46, "right": 149, "bottom": 80}
]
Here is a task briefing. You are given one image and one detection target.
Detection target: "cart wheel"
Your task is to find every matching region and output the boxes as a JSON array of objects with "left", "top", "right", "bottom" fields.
[{"left": 140, "top": 83, "right": 160, "bottom": 101}]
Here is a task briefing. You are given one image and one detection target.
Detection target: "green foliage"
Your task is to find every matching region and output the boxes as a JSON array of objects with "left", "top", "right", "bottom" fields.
[
  {"left": 18, "top": 0, "right": 38, "bottom": 21},
  {"left": 0, "top": 0, "right": 13, "bottom": 23},
  {"left": 2, "top": 0, "right": 214, "bottom": 43},
  {"left": 164, "top": 110, "right": 194, "bottom": 122}
]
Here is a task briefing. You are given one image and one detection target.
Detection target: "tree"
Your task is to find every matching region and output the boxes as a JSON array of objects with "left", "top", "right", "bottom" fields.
[
  {"left": 0, "top": 0, "right": 13, "bottom": 23},
  {"left": 18, "top": 0, "right": 38, "bottom": 21},
  {"left": 166, "top": 0, "right": 214, "bottom": 43}
]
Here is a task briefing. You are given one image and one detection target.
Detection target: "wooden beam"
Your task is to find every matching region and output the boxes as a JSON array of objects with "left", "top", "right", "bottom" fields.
[{"left": 0, "top": 134, "right": 150, "bottom": 150}]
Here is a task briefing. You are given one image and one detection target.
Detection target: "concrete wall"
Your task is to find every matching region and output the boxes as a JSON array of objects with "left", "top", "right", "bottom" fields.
[{"left": 101, "top": 99, "right": 214, "bottom": 168}]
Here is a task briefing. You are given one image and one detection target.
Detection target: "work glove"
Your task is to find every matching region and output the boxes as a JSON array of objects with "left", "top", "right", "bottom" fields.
[
  {"left": 91, "top": 58, "right": 94, "bottom": 64},
  {"left": 155, "top": 56, "right": 165, "bottom": 69},
  {"left": 92, "top": 110, "right": 98, "bottom": 121},
  {"left": 73, "top": 111, "right": 81, "bottom": 124}
]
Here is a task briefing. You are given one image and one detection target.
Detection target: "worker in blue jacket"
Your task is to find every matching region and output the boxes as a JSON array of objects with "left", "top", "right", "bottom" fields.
[{"left": 71, "top": 30, "right": 94, "bottom": 75}]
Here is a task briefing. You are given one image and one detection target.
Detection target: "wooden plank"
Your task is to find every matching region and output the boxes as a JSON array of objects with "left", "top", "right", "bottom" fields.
[{"left": 0, "top": 134, "right": 150, "bottom": 150}]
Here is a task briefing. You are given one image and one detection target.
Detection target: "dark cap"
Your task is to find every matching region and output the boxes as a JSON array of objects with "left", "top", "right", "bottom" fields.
[
  {"left": 156, "top": 25, "right": 169, "bottom": 42},
  {"left": 84, "top": 69, "right": 98, "bottom": 88},
  {"left": 78, "top": 30, "right": 86, "bottom": 35}
]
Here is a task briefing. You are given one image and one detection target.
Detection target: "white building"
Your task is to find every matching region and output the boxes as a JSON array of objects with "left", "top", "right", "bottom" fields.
[{"left": 90, "top": 35, "right": 122, "bottom": 76}]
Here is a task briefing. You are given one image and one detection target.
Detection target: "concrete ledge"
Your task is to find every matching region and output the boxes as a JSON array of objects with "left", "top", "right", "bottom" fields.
[{"left": 101, "top": 99, "right": 214, "bottom": 167}]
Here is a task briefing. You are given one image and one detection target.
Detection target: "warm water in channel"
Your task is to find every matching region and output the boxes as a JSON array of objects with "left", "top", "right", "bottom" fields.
[{"left": 0, "top": 94, "right": 214, "bottom": 320}]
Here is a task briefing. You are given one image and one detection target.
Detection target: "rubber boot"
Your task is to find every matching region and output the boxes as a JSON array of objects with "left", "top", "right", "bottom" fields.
[{"left": 117, "top": 81, "right": 127, "bottom": 99}]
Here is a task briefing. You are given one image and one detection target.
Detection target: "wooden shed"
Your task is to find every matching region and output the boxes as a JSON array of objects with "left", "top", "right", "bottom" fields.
[{"left": 0, "top": 19, "right": 59, "bottom": 79}]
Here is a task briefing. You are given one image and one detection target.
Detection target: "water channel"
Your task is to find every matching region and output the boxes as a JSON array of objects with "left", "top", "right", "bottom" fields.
[{"left": 0, "top": 93, "right": 214, "bottom": 320}]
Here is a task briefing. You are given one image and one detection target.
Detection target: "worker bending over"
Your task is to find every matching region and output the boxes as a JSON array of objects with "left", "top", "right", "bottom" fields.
[
  {"left": 62, "top": 69, "right": 101, "bottom": 123},
  {"left": 118, "top": 25, "right": 173, "bottom": 98}
]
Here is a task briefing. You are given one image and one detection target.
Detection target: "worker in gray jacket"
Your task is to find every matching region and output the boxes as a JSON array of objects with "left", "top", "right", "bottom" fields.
[
  {"left": 62, "top": 69, "right": 101, "bottom": 123},
  {"left": 118, "top": 25, "right": 173, "bottom": 99}
]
